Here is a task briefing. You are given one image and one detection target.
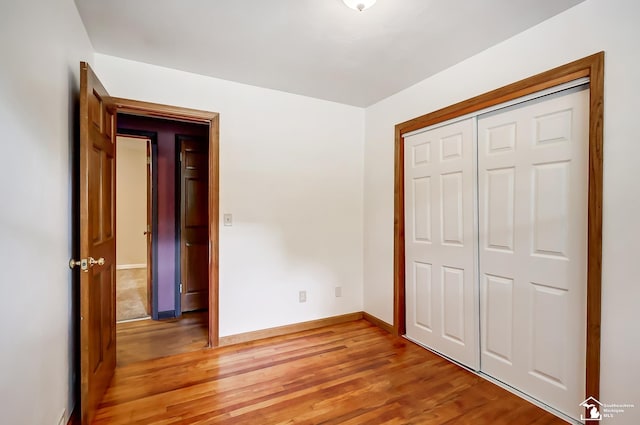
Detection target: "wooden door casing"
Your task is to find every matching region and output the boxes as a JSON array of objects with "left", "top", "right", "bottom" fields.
[
  {"left": 146, "top": 139, "right": 152, "bottom": 315},
  {"left": 108, "top": 97, "right": 219, "bottom": 347},
  {"left": 79, "top": 61, "right": 117, "bottom": 425},
  {"left": 178, "top": 135, "right": 209, "bottom": 312}
]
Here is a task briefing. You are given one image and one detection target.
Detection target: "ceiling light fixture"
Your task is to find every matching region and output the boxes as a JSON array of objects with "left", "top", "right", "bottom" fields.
[{"left": 342, "top": 0, "right": 376, "bottom": 12}]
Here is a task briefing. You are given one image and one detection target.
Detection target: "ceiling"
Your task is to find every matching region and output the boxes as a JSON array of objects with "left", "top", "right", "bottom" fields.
[{"left": 74, "top": 0, "right": 585, "bottom": 107}]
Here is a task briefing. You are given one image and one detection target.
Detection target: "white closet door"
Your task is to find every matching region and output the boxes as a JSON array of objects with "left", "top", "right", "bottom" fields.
[
  {"left": 478, "top": 87, "right": 589, "bottom": 419},
  {"left": 404, "top": 118, "right": 478, "bottom": 369}
]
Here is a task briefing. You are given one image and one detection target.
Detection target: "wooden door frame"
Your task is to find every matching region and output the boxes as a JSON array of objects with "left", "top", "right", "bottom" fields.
[
  {"left": 393, "top": 52, "right": 604, "bottom": 399},
  {"left": 115, "top": 129, "right": 159, "bottom": 319},
  {"left": 109, "top": 97, "right": 220, "bottom": 347}
]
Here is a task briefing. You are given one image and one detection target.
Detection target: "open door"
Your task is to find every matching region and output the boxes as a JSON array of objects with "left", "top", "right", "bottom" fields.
[
  {"left": 77, "top": 62, "right": 117, "bottom": 425},
  {"left": 178, "top": 135, "right": 209, "bottom": 312}
]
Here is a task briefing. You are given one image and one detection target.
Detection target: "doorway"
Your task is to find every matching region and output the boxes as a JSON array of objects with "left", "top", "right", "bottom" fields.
[
  {"left": 113, "top": 114, "right": 212, "bottom": 364},
  {"left": 108, "top": 100, "right": 220, "bottom": 351},
  {"left": 117, "top": 114, "right": 210, "bottom": 319},
  {"left": 115, "top": 130, "right": 158, "bottom": 323}
]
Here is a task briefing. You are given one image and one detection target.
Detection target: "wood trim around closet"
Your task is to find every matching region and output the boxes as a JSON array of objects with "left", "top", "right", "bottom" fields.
[{"left": 393, "top": 51, "right": 604, "bottom": 399}]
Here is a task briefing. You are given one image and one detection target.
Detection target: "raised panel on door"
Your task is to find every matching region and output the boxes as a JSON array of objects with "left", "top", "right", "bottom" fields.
[
  {"left": 532, "top": 162, "right": 570, "bottom": 259},
  {"left": 478, "top": 86, "right": 589, "bottom": 420},
  {"left": 485, "top": 167, "right": 515, "bottom": 252},
  {"left": 404, "top": 118, "right": 478, "bottom": 370},
  {"left": 440, "top": 172, "right": 463, "bottom": 246},
  {"left": 413, "top": 262, "right": 432, "bottom": 332},
  {"left": 441, "top": 266, "right": 465, "bottom": 345},
  {"left": 412, "top": 177, "right": 432, "bottom": 243},
  {"left": 482, "top": 274, "right": 513, "bottom": 365},
  {"left": 529, "top": 283, "right": 569, "bottom": 389}
]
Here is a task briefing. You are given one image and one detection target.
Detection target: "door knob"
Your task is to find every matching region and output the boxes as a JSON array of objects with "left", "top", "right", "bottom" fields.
[
  {"left": 88, "top": 257, "right": 105, "bottom": 267},
  {"left": 70, "top": 257, "right": 105, "bottom": 272},
  {"left": 69, "top": 258, "right": 88, "bottom": 271}
]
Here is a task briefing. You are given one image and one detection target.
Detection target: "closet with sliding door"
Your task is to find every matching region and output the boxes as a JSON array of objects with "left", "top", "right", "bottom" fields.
[{"left": 400, "top": 53, "right": 603, "bottom": 422}]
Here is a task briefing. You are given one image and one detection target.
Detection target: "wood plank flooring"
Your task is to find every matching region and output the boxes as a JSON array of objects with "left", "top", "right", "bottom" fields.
[
  {"left": 96, "top": 320, "right": 566, "bottom": 424},
  {"left": 116, "top": 311, "right": 208, "bottom": 367}
]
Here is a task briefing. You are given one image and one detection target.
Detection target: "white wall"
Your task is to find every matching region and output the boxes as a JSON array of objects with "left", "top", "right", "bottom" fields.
[
  {"left": 115, "top": 136, "right": 148, "bottom": 267},
  {"left": 0, "top": 1, "right": 94, "bottom": 424},
  {"left": 363, "top": 0, "right": 640, "bottom": 422},
  {"left": 94, "top": 54, "right": 365, "bottom": 337}
]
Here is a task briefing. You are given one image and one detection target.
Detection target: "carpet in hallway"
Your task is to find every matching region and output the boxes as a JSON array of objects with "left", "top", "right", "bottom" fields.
[{"left": 116, "top": 268, "right": 148, "bottom": 322}]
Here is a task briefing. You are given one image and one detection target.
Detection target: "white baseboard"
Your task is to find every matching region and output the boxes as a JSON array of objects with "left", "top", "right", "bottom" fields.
[{"left": 116, "top": 263, "right": 147, "bottom": 270}]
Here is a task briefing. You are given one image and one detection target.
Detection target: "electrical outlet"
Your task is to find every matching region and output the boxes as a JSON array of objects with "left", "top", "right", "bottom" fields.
[
  {"left": 299, "top": 290, "right": 307, "bottom": 303},
  {"left": 223, "top": 213, "right": 233, "bottom": 226},
  {"left": 335, "top": 286, "right": 342, "bottom": 297}
]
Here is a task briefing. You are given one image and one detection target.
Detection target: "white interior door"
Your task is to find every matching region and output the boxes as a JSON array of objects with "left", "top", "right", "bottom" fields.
[
  {"left": 478, "top": 86, "right": 589, "bottom": 419},
  {"left": 404, "top": 118, "right": 479, "bottom": 370}
]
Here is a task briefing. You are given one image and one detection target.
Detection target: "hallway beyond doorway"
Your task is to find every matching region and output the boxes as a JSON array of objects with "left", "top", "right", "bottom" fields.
[{"left": 116, "top": 268, "right": 149, "bottom": 322}]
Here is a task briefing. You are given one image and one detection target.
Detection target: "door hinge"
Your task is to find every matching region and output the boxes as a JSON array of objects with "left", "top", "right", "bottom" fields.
[
  {"left": 179, "top": 283, "right": 183, "bottom": 293},
  {"left": 179, "top": 152, "right": 183, "bottom": 162},
  {"left": 147, "top": 156, "right": 151, "bottom": 165}
]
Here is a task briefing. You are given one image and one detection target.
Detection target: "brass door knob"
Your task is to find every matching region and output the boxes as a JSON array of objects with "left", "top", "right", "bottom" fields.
[{"left": 88, "top": 257, "right": 105, "bottom": 267}]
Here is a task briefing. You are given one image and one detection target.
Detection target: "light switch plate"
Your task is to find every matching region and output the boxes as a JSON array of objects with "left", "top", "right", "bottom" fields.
[{"left": 223, "top": 213, "right": 232, "bottom": 226}]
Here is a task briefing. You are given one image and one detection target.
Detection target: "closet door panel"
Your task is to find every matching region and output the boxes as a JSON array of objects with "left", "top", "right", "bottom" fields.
[
  {"left": 405, "top": 118, "right": 478, "bottom": 369},
  {"left": 478, "top": 87, "right": 589, "bottom": 420}
]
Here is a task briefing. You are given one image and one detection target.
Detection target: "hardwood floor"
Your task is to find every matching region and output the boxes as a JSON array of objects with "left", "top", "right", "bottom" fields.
[
  {"left": 96, "top": 319, "right": 566, "bottom": 424},
  {"left": 116, "top": 311, "right": 209, "bottom": 367}
]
